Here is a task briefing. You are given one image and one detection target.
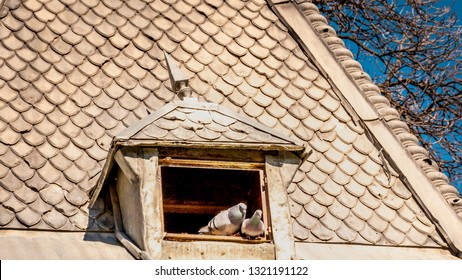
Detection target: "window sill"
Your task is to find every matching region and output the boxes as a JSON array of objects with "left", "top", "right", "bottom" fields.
[
  {"left": 164, "top": 233, "right": 271, "bottom": 244},
  {"left": 162, "top": 238, "right": 275, "bottom": 259}
]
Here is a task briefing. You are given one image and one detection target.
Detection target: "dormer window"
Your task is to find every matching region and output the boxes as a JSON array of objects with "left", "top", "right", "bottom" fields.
[{"left": 90, "top": 54, "right": 307, "bottom": 259}]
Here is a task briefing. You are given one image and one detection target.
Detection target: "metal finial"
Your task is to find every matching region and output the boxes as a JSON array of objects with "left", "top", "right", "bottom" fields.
[{"left": 164, "top": 51, "right": 193, "bottom": 100}]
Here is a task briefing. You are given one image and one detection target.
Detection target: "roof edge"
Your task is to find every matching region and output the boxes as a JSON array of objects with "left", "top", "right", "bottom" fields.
[
  {"left": 114, "top": 139, "right": 306, "bottom": 152},
  {"left": 269, "top": 0, "right": 462, "bottom": 254},
  {"left": 294, "top": 242, "right": 459, "bottom": 260},
  {"left": 297, "top": 0, "right": 462, "bottom": 219}
]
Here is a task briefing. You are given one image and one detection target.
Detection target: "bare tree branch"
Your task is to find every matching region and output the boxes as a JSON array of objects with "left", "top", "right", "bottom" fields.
[{"left": 313, "top": 0, "right": 462, "bottom": 190}]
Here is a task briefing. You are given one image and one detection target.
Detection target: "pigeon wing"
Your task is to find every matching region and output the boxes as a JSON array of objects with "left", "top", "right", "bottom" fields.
[
  {"left": 198, "top": 203, "right": 246, "bottom": 235},
  {"left": 208, "top": 210, "right": 231, "bottom": 232}
]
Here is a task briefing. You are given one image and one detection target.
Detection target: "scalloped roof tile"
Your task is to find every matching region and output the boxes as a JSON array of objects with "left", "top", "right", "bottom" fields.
[
  {"left": 0, "top": 0, "right": 460, "bottom": 257},
  {"left": 115, "top": 99, "right": 304, "bottom": 148}
]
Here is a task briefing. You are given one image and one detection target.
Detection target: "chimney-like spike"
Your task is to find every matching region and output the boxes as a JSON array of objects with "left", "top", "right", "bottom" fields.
[{"left": 164, "top": 51, "right": 193, "bottom": 100}]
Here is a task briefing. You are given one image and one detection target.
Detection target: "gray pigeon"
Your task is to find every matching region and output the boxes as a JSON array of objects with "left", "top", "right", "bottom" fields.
[
  {"left": 241, "top": 210, "right": 266, "bottom": 238},
  {"left": 198, "top": 203, "right": 247, "bottom": 236}
]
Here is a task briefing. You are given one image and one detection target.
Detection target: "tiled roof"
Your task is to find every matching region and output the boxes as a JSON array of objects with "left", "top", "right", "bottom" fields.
[
  {"left": 289, "top": 159, "right": 445, "bottom": 245},
  {"left": 0, "top": 0, "right": 455, "bottom": 249},
  {"left": 116, "top": 99, "right": 304, "bottom": 147}
]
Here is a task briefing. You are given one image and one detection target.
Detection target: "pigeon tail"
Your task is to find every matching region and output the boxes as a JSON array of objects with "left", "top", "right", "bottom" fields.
[{"left": 198, "top": 225, "right": 210, "bottom": 234}]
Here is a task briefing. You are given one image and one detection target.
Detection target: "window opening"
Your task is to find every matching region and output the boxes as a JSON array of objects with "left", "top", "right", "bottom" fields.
[{"left": 160, "top": 159, "right": 270, "bottom": 242}]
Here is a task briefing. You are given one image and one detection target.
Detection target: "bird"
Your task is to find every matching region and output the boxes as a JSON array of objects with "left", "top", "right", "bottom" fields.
[
  {"left": 198, "top": 203, "right": 247, "bottom": 236},
  {"left": 241, "top": 209, "right": 266, "bottom": 239}
]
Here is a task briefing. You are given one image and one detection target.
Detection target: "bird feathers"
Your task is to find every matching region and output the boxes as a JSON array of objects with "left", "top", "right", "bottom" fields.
[
  {"left": 198, "top": 203, "right": 247, "bottom": 236},
  {"left": 241, "top": 210, "right": 266, "bottom": 238}
]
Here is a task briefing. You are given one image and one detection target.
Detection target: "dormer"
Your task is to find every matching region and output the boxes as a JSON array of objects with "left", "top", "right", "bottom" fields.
[{"left": 90, "top": 54, "right": 309, "bottom": 259}]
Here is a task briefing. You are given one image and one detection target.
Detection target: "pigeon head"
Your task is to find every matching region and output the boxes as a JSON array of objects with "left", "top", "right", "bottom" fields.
[
  {"left": 238, "top": 203, "right": 247, "bottom": 214},
  {"left": 253, "top": 210, "right": 262, "bottom": 219}
]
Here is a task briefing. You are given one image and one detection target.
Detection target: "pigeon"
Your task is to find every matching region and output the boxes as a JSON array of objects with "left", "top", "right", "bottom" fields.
[
  {"left": 241, "top": 210, "right": 266, "bottom": 238},
  {"left": 198, "top": 203, "right": 247, "bottom": 236}
]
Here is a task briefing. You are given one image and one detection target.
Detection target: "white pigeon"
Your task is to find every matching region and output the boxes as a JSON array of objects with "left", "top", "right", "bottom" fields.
[
  {"left": 241, "top": 210, "right": 266, "bottom": 238},
  {"left": 198, "top": 203, "right": 247, "bottom": 236}
]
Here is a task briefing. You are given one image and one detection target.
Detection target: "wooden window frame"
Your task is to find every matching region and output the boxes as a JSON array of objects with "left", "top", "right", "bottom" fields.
[{"left": 159, "top": 158, "right": 272, "bottom": 244}]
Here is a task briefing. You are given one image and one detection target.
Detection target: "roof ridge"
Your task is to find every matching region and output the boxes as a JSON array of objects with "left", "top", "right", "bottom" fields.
[{"left": 297, "top": 0, "right": 462, "bottom": 219}]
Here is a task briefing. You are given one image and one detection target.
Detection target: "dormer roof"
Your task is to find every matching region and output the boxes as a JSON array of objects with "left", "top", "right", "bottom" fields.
[{"left": 114, "top": 99, "right": 305, "bottom": 150}]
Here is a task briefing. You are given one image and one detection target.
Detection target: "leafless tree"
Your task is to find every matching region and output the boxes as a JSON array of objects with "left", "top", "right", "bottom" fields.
[{"left": 313, "top": 0, "right": 462, "bottom": 191}]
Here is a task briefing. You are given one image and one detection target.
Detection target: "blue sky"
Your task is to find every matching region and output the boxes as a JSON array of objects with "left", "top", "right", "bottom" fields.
[
  {"left": 448, "top": 0, "right": 461, "bottom": 19},
  {"left": 446, "top": 0, "right": 461, "bottom": 193},
  {"left": 421, "top": 0, "right": 461, "bottom": 193},
  {"left": 352, "top": 1, "right": 462, "bottom": 193},
  {"left": 456, "top": 1, "right": 462, "bottom": 17},
  {"left": 432, "top": 0, "right": 461, "bottom": 192}
]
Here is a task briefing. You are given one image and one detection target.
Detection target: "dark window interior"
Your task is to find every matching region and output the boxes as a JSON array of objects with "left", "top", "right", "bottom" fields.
[{"left": 161, "top": 166, "right": 264, "bottom": 235}]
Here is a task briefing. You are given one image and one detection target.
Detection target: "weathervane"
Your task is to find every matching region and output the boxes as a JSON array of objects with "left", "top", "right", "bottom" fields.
[{"left": 164, "top": 51, "right": 194, "bottom": 100}]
